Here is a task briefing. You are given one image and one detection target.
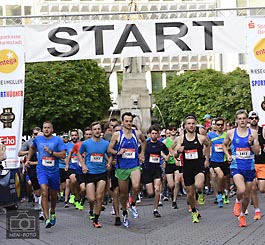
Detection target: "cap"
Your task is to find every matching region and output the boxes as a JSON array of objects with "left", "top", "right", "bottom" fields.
[
  {"left": 160, "top": 129, "right": 166, "bottom": 136},
  {"left": 248, "top": 111, "right": 259, "bottom": 118},
  {"left": 203, "top": 114, "right": 211, "bottom": 119},
  {"left": 62, "top": 133, "right": 69, "bottom": 138}
]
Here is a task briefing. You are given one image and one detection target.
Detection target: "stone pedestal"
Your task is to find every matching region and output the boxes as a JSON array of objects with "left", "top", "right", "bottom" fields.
[{"left": 119, "top": 72, "right": 151, "bottom": 133}]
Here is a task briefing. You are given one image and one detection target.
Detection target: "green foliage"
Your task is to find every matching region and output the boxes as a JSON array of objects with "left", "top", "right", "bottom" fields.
[
  {"left": 24, "top": 60, "right": 112, "bottom": 134},
  {"left": 153, "top": 68, "right": 251, "bottom": 127}
]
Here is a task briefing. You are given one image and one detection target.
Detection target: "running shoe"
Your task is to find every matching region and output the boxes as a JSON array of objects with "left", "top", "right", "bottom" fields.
[
  {"left": 69, "top": 194, "right": 75, "bottom": 204},
  {"left": 93, "top": 221, "right": 102, "bottom": 228},
  {"left": 110, "top": 206, "right": 115, "bottom": 215},
  {"left": 101, "top": 205, "right": 106, "bottom": 211},
  {"left": 238, "top": 215, "right": 247, "bottom": 227},
  {"left": 172, "top": 202, "right": 178, "bottom": 209},
  {"left": 253, "top": 211, "right": 261, "bottom": 220},
  {"left": 223, "top": 195, "right": 230, "bottom": 204},
  {"left": 192, "top": 211, "right": 199, "bottom": 223},
  {"left": 114, "top": 217, "right": 122, "bottom": 226},
  {"left": 163, "top": 196, "right": 169, "bottom": 201},
  {"left": 233, "top": 202, "right": 241, "bottom": 217},
  {"left": 198, "top": 193, "right": 205, "bottom": 205},
  {"left": 45, "top": 219, "right": 52, "bottom": 229},
  {"left": 153, "top": 210, "right": 161, "bottom": 218},
  {"left": 122, "top": 214, "right": 130, "bottom": 228},
  {"left": 64, "top": 202, "right": 69, "bottom": 208},
  {"left": 39, "top": 211, "right": 45, "bottom": 221},
  {"left": 131, "top": 205, "right": 139, "bottom": 218},
  {"left": 217, "top": 194, "right": 223, "bottom": 208},
  {"left": 245, "top": 209, "right": 249, "bottom": 215},
  {"left": 89, "top": 212, "right": 95, "bottom": 220},
  {"left": 78, "top": 202, "right": 84, "bottom": 211},
  {"left": 50, "top": 210, "right": 56, "bottom": 226},
  {"left": 158, "top": 200, "right": 163, "bottom": 207},
  {"left": 75, "top": 201, "right": 81, "bottom": 209}
]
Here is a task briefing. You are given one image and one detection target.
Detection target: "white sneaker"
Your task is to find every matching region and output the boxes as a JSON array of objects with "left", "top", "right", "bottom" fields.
[
  {"left": 110, "top": 206, "right": 115, "bottom": 215},
  {"left": 131, "top": 205, "right": 139, "bottom": 218}
]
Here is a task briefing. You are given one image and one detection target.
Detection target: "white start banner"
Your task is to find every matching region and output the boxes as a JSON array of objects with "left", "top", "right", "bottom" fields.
[
  {"left": 247, "top": 18, "right": 265, "bottom": 126},
  {"left": 24, "top": 17, "right": 246, "bottom": 62},
  {"left": 0, "top": 27, "right": 25, "bottom": 169}
]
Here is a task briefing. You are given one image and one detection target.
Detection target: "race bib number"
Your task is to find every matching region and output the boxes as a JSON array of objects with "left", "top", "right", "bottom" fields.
[
  {"left": 236, "top": 148, "right": 251, "bottom": 159},
  {"left": 90, "top": 153, "right": 103, "bottom": 163},
  {"left": 42, "top": 157, "right": 55, "bottom": 167},
  {"left": 149, "top": 154, "right": 160, "bottom": 163},
  {"left": 214, "top": 144, "right": 223, "bottom": 152},
  {"left": 122, "top": 149, "right": 136, "bottom": 159},
  {"left": 184, "top": 149, "right": 198, "bottom": 160},
  {"left": 71, "top": 156, "right": 78, "bottom": 164}
]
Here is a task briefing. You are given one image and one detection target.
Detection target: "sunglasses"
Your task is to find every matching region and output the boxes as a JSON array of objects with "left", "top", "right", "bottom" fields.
[
  {"left": 249, "top": 117, "right": 258, "bottom": 120},
  {"left": 216, "top": 124, "right": 224, "bottom": 126}
]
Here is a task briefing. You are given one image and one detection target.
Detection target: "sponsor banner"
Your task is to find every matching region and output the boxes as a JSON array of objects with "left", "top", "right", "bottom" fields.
[
  {"left": 247, "top": 18, "right": 265, "bottom": 125},
  {"left": 25, "top": 17, "right": 246, "bottom": 62},
  {"left": 0, "top": 27, "right": 24, "bottom": 168}
]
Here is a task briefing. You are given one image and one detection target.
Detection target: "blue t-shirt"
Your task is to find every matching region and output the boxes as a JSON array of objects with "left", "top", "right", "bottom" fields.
[
  {"left": 79, "top": 138, "right": 109, "bottom": 174},
  {"left": 33, "top": 135, "right": 65, "bottom": 174},
  {"left": 208, "top": 131, "right": 227, "bottom": 163},
  {"left": 58, "top": 142, "right": 72, "bottom": 169}
]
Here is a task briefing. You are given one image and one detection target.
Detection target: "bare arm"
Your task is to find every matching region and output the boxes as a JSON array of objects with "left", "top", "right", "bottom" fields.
[
  {"left": 137, "top": 131, "right": 146, "bottom": 163},
  {"left": 222, "top": 130, "right": 233, "bottom": 162},
  {"left": 107, "top": 132, "right": 119, "bottom": 155},
  {"left": 249, "top": 129, "right": 260, "bottom": 155}
]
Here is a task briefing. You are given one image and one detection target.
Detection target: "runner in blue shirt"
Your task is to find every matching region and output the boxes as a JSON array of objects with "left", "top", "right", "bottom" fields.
[{"left": 26, "top": 121, "right": 65, "bottom": 229}]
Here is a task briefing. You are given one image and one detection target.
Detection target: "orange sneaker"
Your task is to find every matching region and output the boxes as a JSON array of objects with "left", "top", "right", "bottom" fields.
[
  {"left": 233, "top": 202, "right": 241, "bottom": 217},
  {"left": 238, "top": 216, "right": 247, "bottom": 227},
  {"left": 93, "top": 221, "right": 102, "bottom": 228},
  {"left": 253, "top": 211, "right": 261, "bottom": 220}
]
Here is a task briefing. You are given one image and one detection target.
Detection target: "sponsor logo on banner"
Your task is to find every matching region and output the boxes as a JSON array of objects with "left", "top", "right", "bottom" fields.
[{"left": 0, "top": 49, "right": 19, "bottom": 73}]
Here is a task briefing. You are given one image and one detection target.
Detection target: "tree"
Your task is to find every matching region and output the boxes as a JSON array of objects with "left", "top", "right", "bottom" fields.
[
  {"left": 24, "top": 60, "right": 112, "bottom": 134},
  {"left": 153, "top": 68, "right": 252, "bottom": 127}
]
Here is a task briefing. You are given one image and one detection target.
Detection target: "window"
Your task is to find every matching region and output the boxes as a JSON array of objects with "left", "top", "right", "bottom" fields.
[{"left": 239, "top": 53, "right": 246, "bottom": 65}]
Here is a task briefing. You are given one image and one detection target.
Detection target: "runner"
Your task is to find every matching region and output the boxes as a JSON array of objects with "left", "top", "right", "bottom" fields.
[
  {"left": 78, "top": 122, "right": 111, "bottom": 228},
  {"left": 143, "top": 125, "right": 169, "bottom": 217},
  {"left": 26, "top": 121, "right": 65, "bottom": 228},
  {"left": 174, "top": 115, "right": 210, "bottom": 223},
  {"left": 222, "top": 109, "right": 260, "bottom": 227},
  {"left": 108, "top": 112, "right": 146, "bottom": 227},
  {"left": 248, "top": 111, "right": 265, "bottom": 220}
]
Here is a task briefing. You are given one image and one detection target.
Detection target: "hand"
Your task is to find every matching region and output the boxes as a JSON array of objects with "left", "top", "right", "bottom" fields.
[
  {"left": 117, "top": 148, "right": 126, "bottom": 155},
  {"left": 82, "top": 165, "right": 88, "bottom": 174},
  {"left": 64, "top": 165, "right": 68, "bottom": 171},
  {"left": 139, "top": 153, "right": 144, "bottom": 163},
  {"left": 248, "top": 135, "right": 254, "bottom": 146}
]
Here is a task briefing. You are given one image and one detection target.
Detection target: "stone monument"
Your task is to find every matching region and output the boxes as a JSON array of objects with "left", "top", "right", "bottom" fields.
[{"left": 119, "top": 1, "right": 151, "bottom": 133}]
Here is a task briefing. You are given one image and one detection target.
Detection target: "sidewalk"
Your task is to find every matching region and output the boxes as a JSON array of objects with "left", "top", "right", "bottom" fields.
[{"left": 1, "top": 193, "right": 265, "bottom": 245}]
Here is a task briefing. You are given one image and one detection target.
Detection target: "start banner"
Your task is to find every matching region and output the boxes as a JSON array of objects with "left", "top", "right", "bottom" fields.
[
  {"left": 24, "top": 17, "right": 246, "bottom": 62},
  {"left": 0, "top": 27, "right": 24, "bottom": 168},
  {"left": 247, "top": 18, "right": 265, "bottom": 125}
]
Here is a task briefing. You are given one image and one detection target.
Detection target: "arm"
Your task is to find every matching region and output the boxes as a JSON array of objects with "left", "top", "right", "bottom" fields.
[
  {"left": 77, "top": 151, "right": 87, "bottom": 173},
  {"left": 174, "top": 135, "right": 185, "bottom": 158},
  {"left": 200, "top": 135, "right": 210, "bottom": 167},
  {"left": 107, "top": 132, "right": 119, "bottom": 155},
  {"left": 249, "top": 129, "right": 261, "bottom": 155},
  {"left": 222, "top": 130, "right": 233, "bottom": 162},
  {"left": 137, "top": 131, "right": 146, "bottom": 163},
  {"left": 65, "top": 149, "right": 72, "bottom": 171}
]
